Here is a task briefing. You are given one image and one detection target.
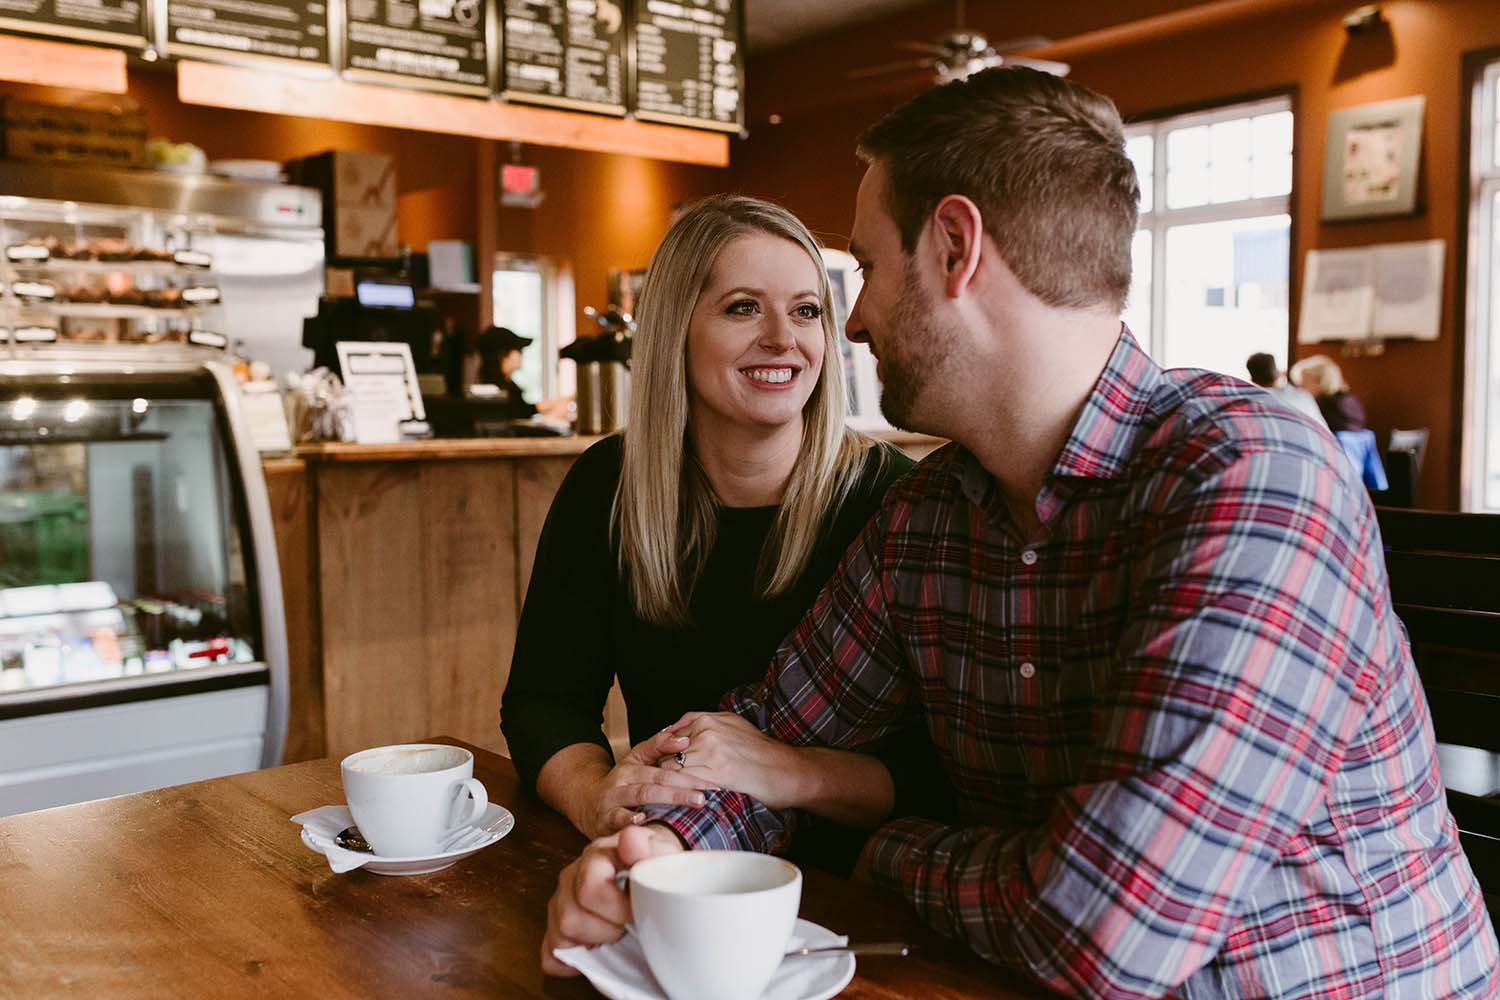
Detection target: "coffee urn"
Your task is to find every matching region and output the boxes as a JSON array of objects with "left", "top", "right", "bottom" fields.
[{"left": 564, "top": 307, "right": 633, "bottom": 435}]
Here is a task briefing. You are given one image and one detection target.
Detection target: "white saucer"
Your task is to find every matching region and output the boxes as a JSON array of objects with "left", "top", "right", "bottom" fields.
[
  {"left": 560, "top": 917, "right": 856, "bottom": 1000},
  {"left": 299, "top": 803, "right": 514, "bottom": 876}
]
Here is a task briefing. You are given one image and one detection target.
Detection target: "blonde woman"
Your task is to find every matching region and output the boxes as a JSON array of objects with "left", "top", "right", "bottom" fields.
[
  {"left": 501, "top": 196, "right": 942, "bottom": 874},
  {"left": 1291, "top": 353, "right": 1367, "bottom": 432}
]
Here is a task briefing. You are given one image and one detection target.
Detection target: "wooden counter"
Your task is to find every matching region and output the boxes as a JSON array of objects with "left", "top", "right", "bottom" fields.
[{"left": 267, "top": 430, "right": 946, "bottom": 764}]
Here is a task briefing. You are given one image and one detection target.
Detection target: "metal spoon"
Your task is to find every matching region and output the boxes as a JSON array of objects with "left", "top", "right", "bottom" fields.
[
  {"left": 335, "top": 826, "right": 372, "bottom": 853},
  {"left": 784, "top": 942, "right": 909, "bottom": 958}
]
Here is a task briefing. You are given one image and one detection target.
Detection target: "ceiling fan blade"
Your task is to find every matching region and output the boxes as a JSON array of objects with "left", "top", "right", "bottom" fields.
[
  {"left": 988, "top": 34, "right": 1055, "bottom": 55},
  {"left": 846, "top": 57, "right": 937, "bottom": 81},
  {"left": 1006, "top": 56, "right": 1071, "bottom": 77},
  {"left": 893, "top": 40, "right": 951, "bottom": 56}
]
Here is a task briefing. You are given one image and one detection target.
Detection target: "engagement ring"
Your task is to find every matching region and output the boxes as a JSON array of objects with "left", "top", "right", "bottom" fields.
[{"left": 673, "top": 750, "right": 687, "bottom": 766}]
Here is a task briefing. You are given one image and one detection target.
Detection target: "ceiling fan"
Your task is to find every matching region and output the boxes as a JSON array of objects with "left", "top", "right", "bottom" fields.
[{"left": 847, "top": 0, "right": 1069, "bottom": 83}]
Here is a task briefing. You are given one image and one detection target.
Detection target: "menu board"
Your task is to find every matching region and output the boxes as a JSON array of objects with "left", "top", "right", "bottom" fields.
[
  {"left": 631, "top": 0, "right": 743, "bottom": 132},
  {"left": 343, "top": 0, "right": 493, "bottom": 97},
  {"left": 501, "top": 0, "right": 626, "bottom": 115},
  {"left": 166, "top": 0, "right": 329, "bottom": 66},
  {"left": 0, "top": 0, "right": 146, "bottom": 47}
]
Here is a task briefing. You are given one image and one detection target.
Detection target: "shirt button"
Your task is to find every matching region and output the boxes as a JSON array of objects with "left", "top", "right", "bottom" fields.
[
  {"left": 1019, "top": 662, "right": 1036, "bottom": 678},
  {"left": 1020, "top": 548, "right": 1038, "bottom": 566}
]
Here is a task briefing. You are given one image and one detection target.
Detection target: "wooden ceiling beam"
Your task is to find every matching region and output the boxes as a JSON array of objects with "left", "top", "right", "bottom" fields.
[{"left": 0, "top": 34, "right": 128, "bottom": 94}]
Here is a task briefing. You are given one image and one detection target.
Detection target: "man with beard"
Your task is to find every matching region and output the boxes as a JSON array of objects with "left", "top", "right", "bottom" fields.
[{"left": 540, "top": 68, "right": 1498, "bottom": 999}]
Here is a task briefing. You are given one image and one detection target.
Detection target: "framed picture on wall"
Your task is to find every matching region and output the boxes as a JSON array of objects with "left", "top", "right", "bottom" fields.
[
  {"left": 820, "top": 249, "right": 890, "bottom": 431},
  {"left": 1321, "top": 95, "right": 1425, "bottom": 221}
]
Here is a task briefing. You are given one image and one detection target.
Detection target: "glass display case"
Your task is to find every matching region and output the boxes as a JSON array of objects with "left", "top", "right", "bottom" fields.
[
  {"left": 1, "top": 173, "right": 223, "bottom": 351},
  {"left": 0, "top": 352, "right": 288, "bottom": 816}
]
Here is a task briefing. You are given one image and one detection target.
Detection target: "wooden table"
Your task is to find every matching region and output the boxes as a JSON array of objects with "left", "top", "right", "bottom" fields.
[{"left": 0, "top": 739, "right": 1044, "bottom": 999}]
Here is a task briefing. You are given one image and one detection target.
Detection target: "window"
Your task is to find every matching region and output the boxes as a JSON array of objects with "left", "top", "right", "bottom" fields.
[
  {"left": 492, "top": 254, "right": 573, "bottom": 400},
  {"left": 1465, "top": 57, "right": 1500, "bottom": 511},
  {"left": 1124, "top": 96, "right": 1294, "bottom": 378}
]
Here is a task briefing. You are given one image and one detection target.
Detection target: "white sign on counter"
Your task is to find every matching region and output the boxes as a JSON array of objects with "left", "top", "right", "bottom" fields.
[{"left": 336, "top": 341, "right": 426, "bottom": 445}]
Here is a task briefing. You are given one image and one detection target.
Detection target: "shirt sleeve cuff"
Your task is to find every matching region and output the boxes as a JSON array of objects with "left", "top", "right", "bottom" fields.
[
  {"left": 861, "top": 815, "right": 949, "bottom": 899},
  {"left": 639, "top": 802, "right": 740, "bottom": 852}
]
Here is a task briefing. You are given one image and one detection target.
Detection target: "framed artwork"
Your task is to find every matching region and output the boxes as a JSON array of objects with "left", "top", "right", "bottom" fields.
[
  {"left": 1321, "top": 95, "right": 1425, "bottom": 221},
  {"left": 820, "top": 249, "right": 890, "bottom": 431}
]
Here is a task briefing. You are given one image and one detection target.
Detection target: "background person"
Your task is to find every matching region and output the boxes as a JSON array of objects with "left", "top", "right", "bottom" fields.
[
  {"left": 475, "top": 325, "right": 570, "bottom": 421},
  {"left": 1245, "top": 351, "right": 1326, "bottom": 427},
  {"left": 1291, "top": 352, "right": 1366, "bottom": 431}
]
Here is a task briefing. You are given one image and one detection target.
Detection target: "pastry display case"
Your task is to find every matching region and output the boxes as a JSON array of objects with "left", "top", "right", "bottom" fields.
[{"left": 0, "top": 161, "right": 315, "bottom": 818}]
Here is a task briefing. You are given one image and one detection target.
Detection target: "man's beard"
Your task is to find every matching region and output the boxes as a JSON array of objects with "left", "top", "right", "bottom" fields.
[{"left": 876, "top": 261, "right": 961, "bottom": 432}]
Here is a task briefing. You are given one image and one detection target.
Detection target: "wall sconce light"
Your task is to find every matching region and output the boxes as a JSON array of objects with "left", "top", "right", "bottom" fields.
[{"left": 1343, "top": 4, "right": 1385, "bottom": 35}]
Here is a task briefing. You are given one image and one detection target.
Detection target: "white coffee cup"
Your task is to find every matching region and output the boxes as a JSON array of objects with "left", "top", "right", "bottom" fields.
[
  {"left": 340, "top": 743, "right": 488, "bottom": 858},
  {"left": 626, "top": 851, "right": 802, "bottom": 1000}
]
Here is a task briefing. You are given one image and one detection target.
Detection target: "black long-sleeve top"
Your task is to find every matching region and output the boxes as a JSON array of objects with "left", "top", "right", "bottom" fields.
[{"left": 501, "top": 433, "right": 953, "bottom": 873}]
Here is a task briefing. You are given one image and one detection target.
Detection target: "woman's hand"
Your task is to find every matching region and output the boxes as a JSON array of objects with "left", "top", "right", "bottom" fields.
[
  {"left": 574, "top": 730, "right": 721, "bottom": 839},
  {"left": 662, "top": 712, "right": 812, "bottom": 811}
]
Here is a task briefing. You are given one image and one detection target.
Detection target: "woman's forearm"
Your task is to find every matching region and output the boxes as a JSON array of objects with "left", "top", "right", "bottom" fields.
[
  {"left": 788, "top": 747, "right": 896, "bottom": 829},
  {"left": 535, "top": 743, "right": 614, "bottom": 833}
]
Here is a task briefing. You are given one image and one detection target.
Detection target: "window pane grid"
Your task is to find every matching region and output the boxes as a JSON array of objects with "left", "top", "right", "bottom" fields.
[{"left": 1128, "top": 96, "right": 1292, "bottom": 374}]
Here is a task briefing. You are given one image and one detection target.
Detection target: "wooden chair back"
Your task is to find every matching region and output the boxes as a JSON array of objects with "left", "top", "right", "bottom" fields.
[{"left": 1376, "top": 507, "right": 1500, "bottom": 918}]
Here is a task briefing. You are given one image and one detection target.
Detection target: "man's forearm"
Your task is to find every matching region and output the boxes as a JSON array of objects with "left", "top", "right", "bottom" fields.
[{"left": 791, "top": 747, "right": 896, "bottom": 828}]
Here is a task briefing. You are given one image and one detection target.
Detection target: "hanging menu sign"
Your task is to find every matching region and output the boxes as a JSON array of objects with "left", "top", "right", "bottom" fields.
[
  {"left": 631, "top": 0, "right": 742, "bottom": 132},
  {"left": 343, "top": 0, "right": 492, "bottom": 97},
  {"left": 0, "top": 0, "right": 146, "bottom": 47},
  {"left": 501, "top": 0, "right": 626, "bottom": 115},
  {"left": 165, "top": 0, "right": 329, "bottom": 66}
]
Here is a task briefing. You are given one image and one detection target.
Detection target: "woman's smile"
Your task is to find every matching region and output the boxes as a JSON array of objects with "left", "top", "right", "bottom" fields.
[{"left": 740, "top": 365, "right": 800, "bottom": 388}]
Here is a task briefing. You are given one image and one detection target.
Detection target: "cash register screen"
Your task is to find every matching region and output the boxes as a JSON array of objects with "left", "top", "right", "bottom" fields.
[{"left": 356, "top": 281, "right": 415, "bottom": 309}]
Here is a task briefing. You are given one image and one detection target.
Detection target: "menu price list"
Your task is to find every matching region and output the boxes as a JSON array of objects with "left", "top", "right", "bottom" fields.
[
  {"left": 633, "top": 0, "right": 741, "bottom": 131},
  {"left": 166, "top": 0, "right": 328, "bottom": 64},
  {"left": 0, "top": 0, "right": 146, "bottom": 45},
  {"left": 345, "top": 0, "right": 491, "bottom": 95},
  {"left": 503, "top": 0, "right": 625, "bottom": 113}
]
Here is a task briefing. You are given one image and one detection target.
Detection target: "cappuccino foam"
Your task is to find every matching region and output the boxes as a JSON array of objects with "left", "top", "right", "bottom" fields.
[{"left": 347, "top": 747, "right": 466, "bottom": 775}]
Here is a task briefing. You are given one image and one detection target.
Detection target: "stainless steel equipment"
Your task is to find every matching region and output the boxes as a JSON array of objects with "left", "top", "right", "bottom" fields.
[
  {"left": 565, "top": 307, "right": 632, "bottom": 435},
  {"left": 574, "top": 358, "right": 630, "bottom": 435}
]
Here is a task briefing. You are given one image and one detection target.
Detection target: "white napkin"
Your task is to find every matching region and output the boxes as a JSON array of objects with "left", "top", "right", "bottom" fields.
[
  {"left": 553, "top": 927, "right": 849, "bottom": 1000},
  {"left": 292, "top": 805, "right": 377, "bottom": 873}
]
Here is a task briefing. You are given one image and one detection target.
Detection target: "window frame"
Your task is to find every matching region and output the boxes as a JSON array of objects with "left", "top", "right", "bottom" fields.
[
  {"left": 491, "top": 252, "right": 575, "bottom": 400},
  {"left": 1124, "top": 89, "right": 1298, "bottom": 368},
  {"left": 1461, "top": 50, "right": 1500, "bottom": 512}
]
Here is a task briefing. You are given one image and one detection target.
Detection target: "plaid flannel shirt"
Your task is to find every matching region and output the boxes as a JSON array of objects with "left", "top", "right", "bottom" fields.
[{"left": 647, "top": 330, "right": 1499, "bottom": 1000}]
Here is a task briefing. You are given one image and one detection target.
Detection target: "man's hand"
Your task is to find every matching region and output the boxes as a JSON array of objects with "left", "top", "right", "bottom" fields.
[
  {"left": 541, "top": 824, "right": 685, "bottom": 976},
  {"left": 575, "top": 730, "right": 720, "bottom": 838},
  {"left": 663, "top": 711, "right": 810, "bottom": 810}
]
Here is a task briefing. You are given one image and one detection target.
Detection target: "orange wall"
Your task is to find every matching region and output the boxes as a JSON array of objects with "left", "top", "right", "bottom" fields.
[
  {"left": 489, "top": 141, "right": 723, "bottom": 331},
  {"left": 731, "top": 0, "right": 1500, "bottom": 509}
]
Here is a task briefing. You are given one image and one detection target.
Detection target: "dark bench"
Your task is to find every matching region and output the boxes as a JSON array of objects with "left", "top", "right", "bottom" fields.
[{"left": 1376, "top": 507, "right": 1500, "bottom": 919}]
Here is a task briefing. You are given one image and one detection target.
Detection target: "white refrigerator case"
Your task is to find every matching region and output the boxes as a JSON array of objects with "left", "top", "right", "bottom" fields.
[{"left": 0, "top": 353, "right": 289, "bottom": 816}]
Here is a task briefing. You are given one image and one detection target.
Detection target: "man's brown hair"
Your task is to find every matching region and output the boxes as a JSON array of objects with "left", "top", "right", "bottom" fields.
[{"left": 856, "top": 67, "right": 1139, "bottom": 312}]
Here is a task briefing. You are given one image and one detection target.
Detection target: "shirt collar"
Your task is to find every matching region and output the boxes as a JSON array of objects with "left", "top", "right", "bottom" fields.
[
  {"left": 1046, "top": 326, "right": 1163, "bottom": 483},
  {"left": 947, "top": 326, "right": 1164, "bottom": 512}
]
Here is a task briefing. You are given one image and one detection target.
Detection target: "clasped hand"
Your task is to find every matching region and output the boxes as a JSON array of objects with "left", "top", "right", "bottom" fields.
[
  {"left": 577, "top": 728, "right": 720, "bottom": 839},
  {"left": 660, "top": 710, "right": 808, "bottom": 810}
]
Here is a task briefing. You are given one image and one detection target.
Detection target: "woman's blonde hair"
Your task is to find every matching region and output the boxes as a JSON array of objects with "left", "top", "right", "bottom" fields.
[
  {"left": 615, "top": 195, "right": 876, "bottom": 626},
  {"left": 1290, "top": 354, "right": 1349, "bottom": 398}
]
